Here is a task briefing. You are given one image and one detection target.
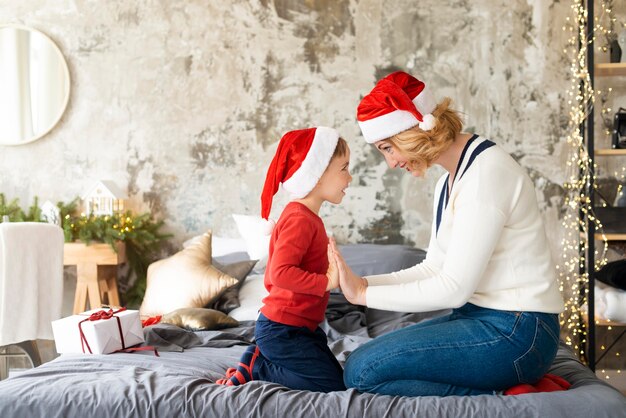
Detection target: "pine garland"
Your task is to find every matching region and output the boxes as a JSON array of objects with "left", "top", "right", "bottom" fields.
[
  {"left": 1, "top": 193, "right": 170, "bottom": 307},
  {"left": 0, "top": 193, "right": 41, "bottom": 222}
]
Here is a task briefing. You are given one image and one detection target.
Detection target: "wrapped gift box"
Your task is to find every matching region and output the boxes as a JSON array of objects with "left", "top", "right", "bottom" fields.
[{"left": 52, "top": 309, "right": 144, "bottom": 354}]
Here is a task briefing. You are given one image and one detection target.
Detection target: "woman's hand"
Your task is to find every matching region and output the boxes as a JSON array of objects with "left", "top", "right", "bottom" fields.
[
  {"left": 329, "top": 238, "right": 368, "bottom": 306},
  {"left": 326, "top": 242, "right": 340, "bottom": 291}
]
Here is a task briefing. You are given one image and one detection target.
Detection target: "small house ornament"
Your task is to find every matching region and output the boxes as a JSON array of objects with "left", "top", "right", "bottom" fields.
[
  {"left": 41, "top": 200, "right": 61, "bottom": 225},
  {"left": 83, "top": 180, "right": 128, "bottom": 216}
]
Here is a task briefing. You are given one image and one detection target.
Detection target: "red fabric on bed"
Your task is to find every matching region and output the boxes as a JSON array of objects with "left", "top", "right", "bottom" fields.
[{"left": 504, "top": 373, "right": 571, "bottom": 395}]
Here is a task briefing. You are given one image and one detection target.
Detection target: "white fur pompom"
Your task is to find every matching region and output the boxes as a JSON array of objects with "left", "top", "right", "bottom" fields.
[
  {"left": 261, "top": 218, "right": 276, "bottom": 236},
  {"left": 418, "top": 113, "right": 436, "bottom": 131}
]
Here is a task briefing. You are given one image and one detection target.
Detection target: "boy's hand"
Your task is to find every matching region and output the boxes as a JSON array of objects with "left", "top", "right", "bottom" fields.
[
  {"left": 329, "top": 237, "right": 368, "bottom": 306},
  {"left": 326, "top": 242, "right": 340, "bottom": 291}
]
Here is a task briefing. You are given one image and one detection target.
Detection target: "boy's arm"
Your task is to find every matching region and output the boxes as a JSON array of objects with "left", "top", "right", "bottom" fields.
[{"left": 268, "top": 214, "right": 329, "bottom": 297}]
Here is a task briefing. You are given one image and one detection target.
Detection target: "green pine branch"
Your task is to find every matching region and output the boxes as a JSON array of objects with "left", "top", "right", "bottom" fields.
[
  {"left": 1, "top": 193, "right": 171, "bottom": 308},
  {"left": 61, "top": 210, "right": 171, "bottom": 308},
  {"left": 0, "top": 193, "right": 44, "bottom": 222}
]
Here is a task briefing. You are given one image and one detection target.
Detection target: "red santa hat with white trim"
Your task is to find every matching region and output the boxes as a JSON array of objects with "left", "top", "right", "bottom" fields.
[
  {"left": 261, "top": 127, "right": 339, "bottom": 220},
  {"left": 357, "top": 71, "right": 438, "bottom": 143}
]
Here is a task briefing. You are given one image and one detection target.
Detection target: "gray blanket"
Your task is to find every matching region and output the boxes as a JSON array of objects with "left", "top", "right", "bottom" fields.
[{"left": 1, "top": 297, "right": 624, "bottom": 418}]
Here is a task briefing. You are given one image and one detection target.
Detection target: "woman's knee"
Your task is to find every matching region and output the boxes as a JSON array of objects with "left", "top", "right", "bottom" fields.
[
  {"left": 343, "top": 349, "right": 374, "bottom": 390},
  {"left": 343, "top": 355, "right": 358, "bottom": 389}
]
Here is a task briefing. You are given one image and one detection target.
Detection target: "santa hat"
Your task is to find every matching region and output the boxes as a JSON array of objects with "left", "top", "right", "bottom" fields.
[
  {"left": 357, "top": 71, "right": 437, "bottom": 143},
  {"left": 261, "top": 127, "right": 339, "bottom": 220}
]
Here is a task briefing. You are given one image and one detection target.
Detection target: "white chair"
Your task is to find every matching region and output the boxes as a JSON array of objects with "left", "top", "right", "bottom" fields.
[{"left": 0, "top": 222, "right": 64, "bottom": 375}]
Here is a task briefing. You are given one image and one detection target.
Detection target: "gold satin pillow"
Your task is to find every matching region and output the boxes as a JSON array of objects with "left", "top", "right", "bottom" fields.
[
  {"left": 139, "top": 231, "right": 238, "bottom": 317},
  {"left": 205, "top": 259, "right": 257, "bottom": 313},
  {"left": 161, "top": 307, "right": 239, "bottom": 331}
]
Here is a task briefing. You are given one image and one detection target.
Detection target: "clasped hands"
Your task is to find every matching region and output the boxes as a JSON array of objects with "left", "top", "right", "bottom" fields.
[{"left": 326, "top": 237, "right": 367, "bottom": 306}]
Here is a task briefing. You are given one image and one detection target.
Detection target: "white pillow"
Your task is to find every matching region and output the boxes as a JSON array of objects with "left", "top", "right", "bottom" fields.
[
  {"left": 232, "top": 214, "right": 272, "bottom": 260},
  {"left": 227, "top": 274, "right": 268, "bottom": 321},
  {"left": 605, "top": 290, "right": 626, "bottom": 323},
  {"left": 597, "top": 284, "right": 626, "bottom": 323},
  {"left": 183, "top": 234, "right": 247, "bottom": 257}
]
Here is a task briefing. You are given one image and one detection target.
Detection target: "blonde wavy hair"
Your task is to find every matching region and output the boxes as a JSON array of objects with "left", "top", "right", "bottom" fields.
[{"left": 384, "top": 98, "right": 463, "bottom": 175}]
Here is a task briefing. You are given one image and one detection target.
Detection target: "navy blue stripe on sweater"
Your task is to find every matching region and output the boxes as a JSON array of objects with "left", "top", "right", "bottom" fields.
[
  {"left": 436, "top": 136, "right": 475, "bottom": 234},
  {"left": 435, "top": 135, "right": 494, "bottom": 234},
  {"left": 450, "top": 134, "right": 478, "bottom": 193},
  {"left": 436, "top": 178, "right": 448, "bottom": 235},
  {"left": 459, "top": 139, "right": 495, "bottom": 180}
]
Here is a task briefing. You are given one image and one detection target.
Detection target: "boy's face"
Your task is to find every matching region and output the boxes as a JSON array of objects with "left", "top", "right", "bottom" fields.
[{"left": 313, "top": 148, "right": 352, "bottom": 205}]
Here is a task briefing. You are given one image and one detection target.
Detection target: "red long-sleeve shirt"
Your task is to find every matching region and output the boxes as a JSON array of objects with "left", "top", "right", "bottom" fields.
[{"left": 260, "top": 202, "right": 330, "bottom": 331}]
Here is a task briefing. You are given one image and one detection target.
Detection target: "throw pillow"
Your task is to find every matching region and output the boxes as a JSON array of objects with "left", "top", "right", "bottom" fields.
[
  {"left": 183, "top": 234, "right": 248, "bottom": 257},
  {"left": 205, "top": 259, "right": 258, "bottom": 313},
  {"left": 161, "top": 307, "right": 239, "bottom": 331},
  {"left": 139, "top": 231, "right": 239, "bottom": 317},
  {"left": 339, "top": 244, "right": 427, "bottom": 277},
  {"left": 227, "top": 274, "right": 268, "bottom": 321},
  {"left": 595, "top": 259, "right": 626, "bottom": 291},
  {"left": 232, "top": 214, "right": 272, "bottom": 260}
]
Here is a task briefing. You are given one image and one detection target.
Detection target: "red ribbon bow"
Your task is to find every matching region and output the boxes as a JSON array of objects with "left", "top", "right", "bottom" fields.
[{"left": 78, "top": 308, "right": 127, "bottom": 354}]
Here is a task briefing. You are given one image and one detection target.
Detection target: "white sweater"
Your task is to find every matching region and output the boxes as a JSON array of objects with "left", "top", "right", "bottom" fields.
[{"left": 365, "top": 135, "right": 565, "bottom": 314}]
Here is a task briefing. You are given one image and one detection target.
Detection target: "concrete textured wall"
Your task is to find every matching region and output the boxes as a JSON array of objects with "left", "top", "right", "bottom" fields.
[{"left": 0, "top": 0, "right": 573, "bottom": 254}]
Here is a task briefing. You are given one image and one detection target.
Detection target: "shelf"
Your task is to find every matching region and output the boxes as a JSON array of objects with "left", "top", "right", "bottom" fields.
[
  {"left": 594, "top": 232, "right": 626, "bottom": 241},
  {"left": 595, "top": 63, "right": 626, "bottom": 76},
  {"left": 584, "top": 314, "right": 626, "bottom": 327},
  {"left": 585, "top": 3, "right": 626, "bottom": 373},
  {"left": 595, "top": 149, "right": 626, "bottom": 156},
  {"left": 595, "top": 318, "right": 626, "bottom": 327},
  {"left": 595, "top": 233, "right": 626, "bottom": 241}
]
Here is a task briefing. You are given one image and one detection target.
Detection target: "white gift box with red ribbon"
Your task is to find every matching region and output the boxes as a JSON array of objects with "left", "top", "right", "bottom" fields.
[{"left": 52, "top": 308, "right": 144, "bottom": 354}]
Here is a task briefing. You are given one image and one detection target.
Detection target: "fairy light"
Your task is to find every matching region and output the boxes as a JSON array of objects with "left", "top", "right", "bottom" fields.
[
  {"left": 559, "top": 0, "right": 625, "bottom": 381},
  {"left": 594, "top": 0, "right": 618, "bottom": 54},
  {"left": 599, "top": 88, "right": 614, "bottom": 137},
  {"left": 558, "top": 0, "right": 607, "bottom": 355},
  {"left": 558, "top": 0, "right": 596, "bottom": 359}
]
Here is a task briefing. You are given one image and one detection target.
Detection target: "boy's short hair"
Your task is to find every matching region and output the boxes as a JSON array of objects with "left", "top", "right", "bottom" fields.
[{"left": 332, "top": 137, "right": 349, "bottom": 159}]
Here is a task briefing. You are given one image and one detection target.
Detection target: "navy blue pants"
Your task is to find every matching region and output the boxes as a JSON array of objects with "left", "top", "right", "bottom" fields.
[{"left": 252, "top": 313, "right": 346, "bottom": 392}]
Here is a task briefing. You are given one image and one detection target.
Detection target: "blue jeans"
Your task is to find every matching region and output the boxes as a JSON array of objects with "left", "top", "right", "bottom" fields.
[
  {"left": 254, "top": 313, "right": 346, "bottom": 393},
  {"left": 343, "top": 303, "right": 560, "bottom": 396}
]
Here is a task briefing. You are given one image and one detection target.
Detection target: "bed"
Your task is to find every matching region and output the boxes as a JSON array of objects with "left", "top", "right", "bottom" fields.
[{"left": 0, "top": 244, "right": 625, "bottom": 418}]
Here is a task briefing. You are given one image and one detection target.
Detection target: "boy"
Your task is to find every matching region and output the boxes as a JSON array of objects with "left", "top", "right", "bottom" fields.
[{"left": 217, "top": 127, "right": 351, "bottom": 392}]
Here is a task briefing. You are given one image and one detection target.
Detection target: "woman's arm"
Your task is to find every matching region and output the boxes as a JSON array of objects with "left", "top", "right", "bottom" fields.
[
  {"left": 365, "top": 201, "right": 507, "bottom": 312},
  {"left": 328, "top": 238, "right": 436, "bottom": 305},
  {"left": 330, "top": 230, "right": 435, "bottom": 288},
  {"left": 331, "top": 200, "right": 507, "bottom": 310},
  {"left": 364, "top": 260, "right": 435, "bottom": 286},
  {"left": 363, "top": 178, "right": 443, "bottom": 287}
]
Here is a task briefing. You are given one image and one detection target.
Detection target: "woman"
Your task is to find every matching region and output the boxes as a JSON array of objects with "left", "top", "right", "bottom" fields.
[{"left": 330, "top": 71, "right": 565, "bottom": 396}]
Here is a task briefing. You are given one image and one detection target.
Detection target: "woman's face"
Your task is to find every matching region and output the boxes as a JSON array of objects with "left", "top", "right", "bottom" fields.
[{"left": 374, "top": 140, "right": 422, "bottom": 177}]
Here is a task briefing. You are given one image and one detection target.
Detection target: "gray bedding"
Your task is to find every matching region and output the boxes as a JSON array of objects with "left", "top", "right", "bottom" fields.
[{"left": 0, "top": 295, "right": 625, "bottom": 418}]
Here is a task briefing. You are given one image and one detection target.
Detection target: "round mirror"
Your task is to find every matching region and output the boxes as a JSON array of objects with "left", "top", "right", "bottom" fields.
[{"left": 0, "top": 25, "right": 70, "bottom": 146}]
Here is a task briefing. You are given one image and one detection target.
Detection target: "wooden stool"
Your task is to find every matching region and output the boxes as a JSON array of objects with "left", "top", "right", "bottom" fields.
[{"left": 63, "top": 242, "right": 126, "bottom": 314}]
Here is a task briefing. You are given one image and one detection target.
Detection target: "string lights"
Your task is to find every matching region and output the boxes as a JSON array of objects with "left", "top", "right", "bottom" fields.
[
  {"left": 596, "top": 0, "right": 619, "bottom": 54},
  {"left": 558, "top": 0, "right": 596, "bottom": 359},
  {"left": 558, "top": 0, "right": 624, "bottom": 382}
]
